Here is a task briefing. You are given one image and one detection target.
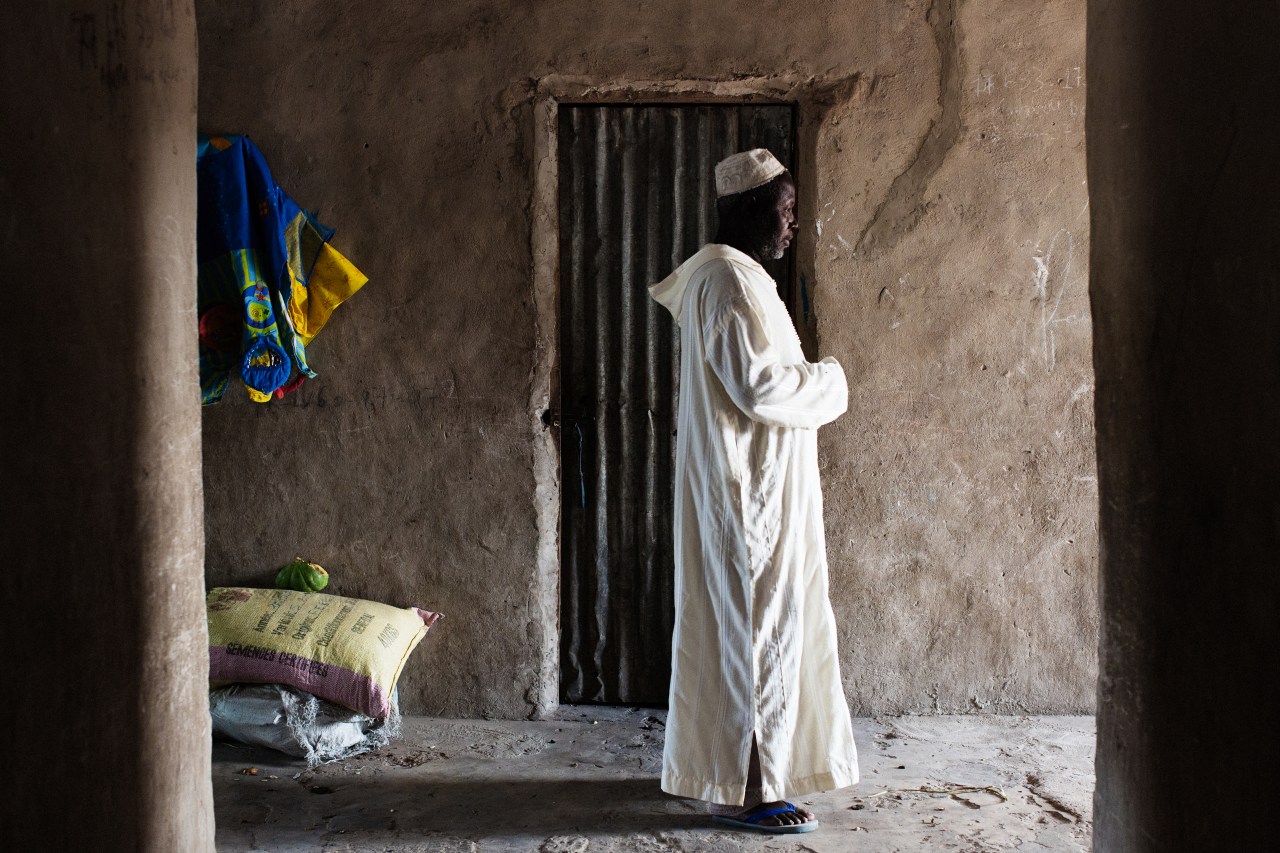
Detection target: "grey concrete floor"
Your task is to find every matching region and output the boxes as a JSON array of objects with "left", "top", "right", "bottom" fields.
[{"left": 212, "top": 708, "right": 1094, "bottom": 852}]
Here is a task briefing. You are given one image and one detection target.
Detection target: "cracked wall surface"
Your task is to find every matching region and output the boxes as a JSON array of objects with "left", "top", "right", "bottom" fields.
[
  {"left": 856, "top": 0, "right": 963, "bottom": 255},
  {"left": 197, "top": 0, "right": 1094, "bottom": 718}
]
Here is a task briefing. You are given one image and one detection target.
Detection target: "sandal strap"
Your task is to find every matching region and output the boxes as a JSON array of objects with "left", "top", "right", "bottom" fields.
[{"left": 743, "top": 804, "right": 799, "bottom": 824}]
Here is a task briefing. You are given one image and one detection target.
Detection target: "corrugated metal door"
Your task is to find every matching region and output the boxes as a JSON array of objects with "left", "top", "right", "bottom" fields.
[{"left": 558, "top": 103, "right": 796, "bottom": 705}]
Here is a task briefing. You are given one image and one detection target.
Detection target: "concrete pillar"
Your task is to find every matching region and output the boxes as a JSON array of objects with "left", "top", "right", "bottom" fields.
[
  {"left": 1089, "top": 2, "right": 1280, "bottom": 850},
  {"left": 0, "top": 2, "right": 213, "bottom": 850}
]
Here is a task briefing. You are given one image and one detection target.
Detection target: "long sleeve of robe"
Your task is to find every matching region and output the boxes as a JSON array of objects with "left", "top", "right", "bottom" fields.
[{"left": 649, "top": 243, "right": 859, "bottom": 806}]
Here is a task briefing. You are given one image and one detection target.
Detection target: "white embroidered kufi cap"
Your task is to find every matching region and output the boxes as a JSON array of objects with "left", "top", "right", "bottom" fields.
[{"left": 714, "top": 149, "right": 786, "bottom": 197}]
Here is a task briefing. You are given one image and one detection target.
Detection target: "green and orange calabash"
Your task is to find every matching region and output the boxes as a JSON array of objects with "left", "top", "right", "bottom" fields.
[{"left": 275, "top": 557, "right": 330, "bottom": 593}]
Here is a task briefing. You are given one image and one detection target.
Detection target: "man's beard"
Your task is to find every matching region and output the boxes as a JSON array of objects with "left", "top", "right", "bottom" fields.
[{"left": 761, "top": 233, "right": 789, "bottom": 260}]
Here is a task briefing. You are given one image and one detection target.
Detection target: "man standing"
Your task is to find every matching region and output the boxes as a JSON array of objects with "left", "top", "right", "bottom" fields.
[{"left": 648, "top": 149, "right": 858, "bottom": 834}]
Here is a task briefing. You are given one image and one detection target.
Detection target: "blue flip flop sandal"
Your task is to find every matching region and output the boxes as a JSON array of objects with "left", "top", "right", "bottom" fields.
[{"left": 711, "top": 802, "right": 818, "bottom": 834}]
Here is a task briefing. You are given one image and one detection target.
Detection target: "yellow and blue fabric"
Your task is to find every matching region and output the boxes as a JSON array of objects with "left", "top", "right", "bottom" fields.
[{"left": 197, "top": 134, "right": 368, "bottom": 404}]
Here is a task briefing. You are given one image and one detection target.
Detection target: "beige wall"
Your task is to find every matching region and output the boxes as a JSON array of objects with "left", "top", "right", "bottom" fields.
[{"left": 198, "top": 0, "right": 1095, "bottom": 717}]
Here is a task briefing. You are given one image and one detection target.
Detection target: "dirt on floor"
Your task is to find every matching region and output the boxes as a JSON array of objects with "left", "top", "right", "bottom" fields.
[{"left": 212, "top": 709, "right": 1093, "bottom": 852}]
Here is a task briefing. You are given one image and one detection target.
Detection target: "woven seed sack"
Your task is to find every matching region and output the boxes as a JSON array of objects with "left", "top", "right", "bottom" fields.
[{"left": 207, "top": 587, "right": 440, "bottom": 717}]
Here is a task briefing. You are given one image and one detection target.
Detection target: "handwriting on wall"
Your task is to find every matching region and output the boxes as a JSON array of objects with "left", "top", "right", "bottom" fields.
[
  {"left": 971, "top": 66, "right": 1085, "bottom": 144},
  {"left": 282, "top": 375, "right": 458, "bottom": 411}
]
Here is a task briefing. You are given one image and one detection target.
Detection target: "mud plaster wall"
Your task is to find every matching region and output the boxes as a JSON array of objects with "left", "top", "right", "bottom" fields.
[
  {"left": 1090, "top": 2, "right": 1280, "bottom": 848},
  {"left": 197, "top": 0, "right": 1095, "bottom": 718},
  {"left": 3, "top": 2, "right": 213, "bottom": 848}
]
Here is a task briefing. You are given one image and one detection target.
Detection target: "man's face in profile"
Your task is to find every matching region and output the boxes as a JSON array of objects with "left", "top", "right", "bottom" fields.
[{"left": 760, "top": 178, "right": 797, "bottom": 261}]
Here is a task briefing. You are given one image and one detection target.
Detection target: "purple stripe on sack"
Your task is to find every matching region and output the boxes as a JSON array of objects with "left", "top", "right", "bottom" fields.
[{"left": 209, "top": 646, "right": 392, "bottom": 717}]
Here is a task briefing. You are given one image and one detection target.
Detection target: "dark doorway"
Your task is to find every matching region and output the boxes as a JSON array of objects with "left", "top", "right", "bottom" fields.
[{"left": 557, "top": 103, "right": 797, "bottom": 704}]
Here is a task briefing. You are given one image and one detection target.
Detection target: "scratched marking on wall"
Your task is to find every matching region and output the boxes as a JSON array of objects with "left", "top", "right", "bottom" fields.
[
  {"left": 971, "top": 65, "right": 1085, "bottom": 144},
  {"left": 1032, "top": 228, "right": 1089, "bottom": 372}
]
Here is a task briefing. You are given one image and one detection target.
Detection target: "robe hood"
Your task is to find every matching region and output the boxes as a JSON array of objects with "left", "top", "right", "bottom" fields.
[{"left": 648, "top": 244, "right": 757, "bottom": 325}]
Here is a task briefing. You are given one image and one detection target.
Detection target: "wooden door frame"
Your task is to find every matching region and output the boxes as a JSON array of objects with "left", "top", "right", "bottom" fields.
[{"left": 528, "top": 76, "right": 841, "bottom": 717}]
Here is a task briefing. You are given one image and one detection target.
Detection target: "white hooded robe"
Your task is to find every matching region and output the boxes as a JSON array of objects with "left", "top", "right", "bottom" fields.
[{"left": 649, "top": 243, "right": 859, "bottom": 806}]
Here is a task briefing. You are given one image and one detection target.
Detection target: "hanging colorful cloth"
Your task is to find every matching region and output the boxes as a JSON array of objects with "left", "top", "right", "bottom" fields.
[{"left": 196, "top": 134, "right": 368, "bottom": 405}]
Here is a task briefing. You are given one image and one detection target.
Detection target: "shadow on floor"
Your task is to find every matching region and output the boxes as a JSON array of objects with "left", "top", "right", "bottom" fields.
[
  {"left": 214, "top": 744, "right": 704, "bottom": 842},
  {"left": 374, "top": 778, "right": 704, "bottom": 836}
]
